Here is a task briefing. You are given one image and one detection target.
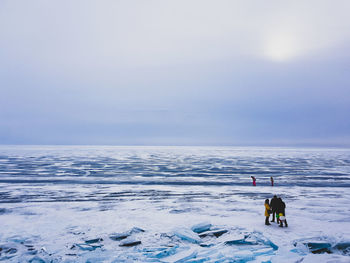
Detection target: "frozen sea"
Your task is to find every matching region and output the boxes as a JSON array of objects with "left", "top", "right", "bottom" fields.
[{"left": 1, "top": 146, "right": 350, "bottom": 263}]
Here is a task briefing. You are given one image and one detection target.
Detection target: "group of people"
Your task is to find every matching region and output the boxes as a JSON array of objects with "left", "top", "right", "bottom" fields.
[
  {"left": 264, "top": 195, "right": 288, "bottom": 227},
  {"left": 251, "top": 176, "right": 274, "bottom": 186}
]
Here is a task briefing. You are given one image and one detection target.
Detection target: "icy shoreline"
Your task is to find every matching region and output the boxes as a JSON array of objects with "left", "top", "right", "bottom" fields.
[{"left": 1, "top": 184, "right": 350, "bottom": 262}]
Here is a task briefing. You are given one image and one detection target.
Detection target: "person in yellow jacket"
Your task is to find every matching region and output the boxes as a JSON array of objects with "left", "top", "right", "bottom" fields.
[{"left": 264, "top": 199, "right": 271, "bottom": 225}]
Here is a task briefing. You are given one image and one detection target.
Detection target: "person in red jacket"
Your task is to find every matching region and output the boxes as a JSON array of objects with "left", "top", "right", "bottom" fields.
[{"left": 251, "top": 176, "right": 256, "bottom": 186}]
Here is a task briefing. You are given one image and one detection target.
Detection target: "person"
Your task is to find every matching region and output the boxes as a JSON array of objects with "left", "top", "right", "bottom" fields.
[
  {"left": 276, "top": 198, "right": 288, "bottom": 227},
  {"left": 264, "top": 199, "right": 271, "bottom": 225},
  {"left": 251, "top": 176, "right": 256, "bottom": 186},
  {"left": 275, "top": 197, "right": 282, "bottom": 224},
  {"left": 270, "top": 176, "right": 274, "bottom": 186},
  {"left": 279, "top": 213, "right": 288, "bottom": 228},
  {"left": 270, "top": 195, "right": 278, "bottom": 222}
]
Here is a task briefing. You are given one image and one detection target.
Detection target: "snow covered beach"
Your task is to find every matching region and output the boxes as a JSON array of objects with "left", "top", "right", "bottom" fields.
[{"left": 1, "top": 146, "right": 350, "bottom": 262}]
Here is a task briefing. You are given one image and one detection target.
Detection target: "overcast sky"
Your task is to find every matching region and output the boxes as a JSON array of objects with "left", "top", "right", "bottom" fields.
[{"left": 1, "top": 0, "right": 350, "bottom": 146}]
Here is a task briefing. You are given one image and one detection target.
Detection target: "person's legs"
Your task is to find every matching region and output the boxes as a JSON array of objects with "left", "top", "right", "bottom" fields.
[
  {"left": 265, "top": 216, "right": 271, "bottom": 225},
  {"left": 285, "top": 219, "right": 288, "bottom": 227},
  {"left": 271, "top": 209, "right": 276, "bottom": 222}
]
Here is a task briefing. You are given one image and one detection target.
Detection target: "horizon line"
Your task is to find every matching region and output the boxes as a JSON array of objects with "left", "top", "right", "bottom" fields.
[{"left": 0, "top": 143, "right": 350, "bottom": 150}]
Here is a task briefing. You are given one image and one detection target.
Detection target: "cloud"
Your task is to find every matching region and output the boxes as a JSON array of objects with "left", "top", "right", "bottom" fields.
[{"left": 0, "top": 0, "right": 350, "bottom": 145}]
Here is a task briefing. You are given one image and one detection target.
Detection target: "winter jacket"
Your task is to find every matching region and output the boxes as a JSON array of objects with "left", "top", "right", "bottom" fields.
[
  {"left": 270, "top": 197, "right": 278, "bottom": 210},
  {"left": 276, "top": 201, "right": 286, "bottom": 216},
  {"left": 264, "top": 203, "right": 271, "bottom": 217}
]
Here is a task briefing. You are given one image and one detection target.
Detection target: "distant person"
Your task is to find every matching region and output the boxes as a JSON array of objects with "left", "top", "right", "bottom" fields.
[
  {"left": 251, "top": 176, "right": 256, "bottom": 186},
  {"left": 270, "top": 176, "right": 274, "bottom": 186},
  {"left": 270, "top": 195, "right": 278, "bottom": 222},
  {"left": 264, "top": 199, "right": 271, "bottom": 225}
]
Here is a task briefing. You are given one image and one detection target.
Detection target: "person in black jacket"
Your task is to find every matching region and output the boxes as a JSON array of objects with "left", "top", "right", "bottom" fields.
[
  {"left": 276, "top": 198, "right": 288, "bottom": 227},
  {"left": 270, "top": 195, "right": 278, "bottom": 222}
]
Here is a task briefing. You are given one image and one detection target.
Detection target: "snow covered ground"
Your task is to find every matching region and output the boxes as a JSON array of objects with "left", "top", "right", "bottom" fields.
[{"left": 0, "top": 146, "right": 350, "bottom": 262}]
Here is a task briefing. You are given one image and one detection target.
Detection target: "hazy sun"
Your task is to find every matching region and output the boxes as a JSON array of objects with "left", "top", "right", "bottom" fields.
[{"left": 263, "top": 33, "right": 299, "bottom": 62}]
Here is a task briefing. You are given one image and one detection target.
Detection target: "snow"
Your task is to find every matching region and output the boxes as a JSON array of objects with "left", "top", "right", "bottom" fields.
[{"left": 0, "top": 146, "right": 350, "bottom": 262}]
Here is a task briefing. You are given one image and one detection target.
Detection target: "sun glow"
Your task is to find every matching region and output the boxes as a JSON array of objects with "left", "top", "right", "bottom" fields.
[{"left": 263, "top": 33, "right": 299, "bottom": 62}]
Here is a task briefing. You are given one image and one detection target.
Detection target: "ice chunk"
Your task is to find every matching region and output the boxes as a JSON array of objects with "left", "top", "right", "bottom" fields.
[
  {"left": 225, "top": 238, "right": 257, "bottom": 246},
  {"left": 174, "top": 228, "right": 202, "bottom": 244},
  {"left": 85, "top": 256, "right": 110, "bottom": 263},
  {"left": 28, "top": 256, "right": 46, "bottom": 263},
  {"left": 253, "top": 247, "right": 274, "bottom": 257},
  {"left": 263, "top": 239, "right": 279, "bottom": 251},
  {"left": 191, "top": 222, "right": 212, "bottom": 233},
  {"left": 161, "top": 247, "right": 197, "bottom": 263},
  {"left": 119, "top": 238, "right": 141, "bottom": 247},
  {"left": 0, "top": 246, "right": 18, "bottom": 262},
  {"left": 333, "top": 242, "right": 350, "bottom": 255},
  {"left": 74, "top": 243, "right": 103, "bottom": 251},
  {"left": 149, "top": 246, "right": 179, "bottom": 258},
  {"left": 199, "top": 229, "right": 228, "bottom": 238},
  {"left": 231, "top": 250, "right": 255, "bottom": 261},
  {"left": 130, "top": 227, "right": 145, "bottom": 233},
  {"left": 199, "top": 243, "right": 215, "bottom": 248},
  {"left": 252, "top": 233, "right": 279, "bottom": 251},
  {"left": 109, "top": 227, "right": 145, "bottom": 241},
  {"left": 109, "top": 232, "right": 130, "bottom": 241},
  {"left": 0, "top": 246, "right": 17, "bottom": 254},
  {"left": 85, "top": 238, "right": 103, "bottom": 244},
  {"left": 26, "top": 249, "right": 38, "bottom": 255},
  {"left": 6, "top": 236, "right": 30, "bottom": 244},
  {"left": 211, "top": 229, "right": 228, "bottom": 238},
  {"left": 305, "top": 242, "right": 332, "bottom": 254}
]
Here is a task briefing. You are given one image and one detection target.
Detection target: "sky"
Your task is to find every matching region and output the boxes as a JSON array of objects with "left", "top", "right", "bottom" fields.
[{"left": 1, "top": 0, "right": 350, "bottom": 146}]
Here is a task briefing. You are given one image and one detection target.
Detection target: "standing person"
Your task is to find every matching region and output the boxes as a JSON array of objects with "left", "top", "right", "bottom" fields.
[
  {"left": 270, "top": 195, "right": 278, "bottom": 222},
  {"left": 277, "top": 198, "right": 288, "bottom": 227},
  {"left": 275, "top": 198, "right": 282, "bottom": 224},
  {"left": 264, "top": 199, "right": 271, "bottom": 225},
  {"left": 251, "top": 176, "right": 256, "bottom": 186},
  {"left": 270, "top": 176, "right": 274, "bottom": 186}
]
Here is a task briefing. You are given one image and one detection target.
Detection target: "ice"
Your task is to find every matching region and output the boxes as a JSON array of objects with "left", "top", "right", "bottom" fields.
[
  {"left": 306, "top": 242, "right": 332, "bottom": 254},
  {"left": 252, "top": 232, "right": 279, "bottom": 251},
  {"left": 109, "top": 232, "right": 130, "bottom": 241},
  {"left": 1, "top": 146, "right": 350, "bottom": 262},
  {"left": 232, "top": 250, "right": 255, "bottom": 261},
  {"left": 84, "top": 238, "right": 103, "bottom": 244},
  {"left": 119, "top": 237, "right": 141, "bottom": 247},
  {"left": 293, "top": 239, "right": 350, "bottom": 256},
  {"left": 28, "top": 257, "right": 45, "bottom": 263},
  {"left": 73, "top": 243, "right": 103, "bottom": 251},
  {"left": 173, "top": 228, "right": 202, "bottom": 244},
  {"left": 109, "top": 227, "right": 145, "bottom": 241},
  {"left": 199, "top": 229, "right": 228, "bottom": 238},
  {"left": 191, "top": 222, "right": 212, "bottom": 234},
  {"left": 301, "top": 253, "right": 350, "bottom": 263},
  {"left": 146, "top": 246, "right": 181, "bottom": 259},
  {"left": 161, "top": 247, "right": 197, "bottom": 263},
  {"left": 333, "top": 242, "right": 350, "bottom": 255},
  {"left": 130, "top": 227, "right": 145, "bottom": 233},
  {"left": 0, "top": 246, "right": 17, "bottom": 255},
  {"left": 225, "top": 238, "right": 257, "bottom": 246}
]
